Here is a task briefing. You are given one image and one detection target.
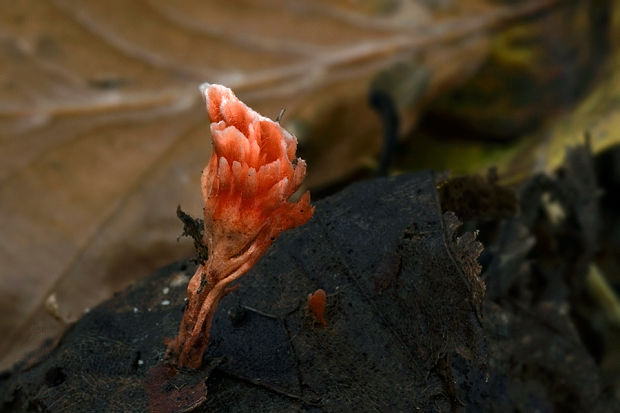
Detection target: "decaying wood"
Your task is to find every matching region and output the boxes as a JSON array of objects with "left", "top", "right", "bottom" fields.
[{"left": 1, "top": 169, "right": 612, "bottom": 412}]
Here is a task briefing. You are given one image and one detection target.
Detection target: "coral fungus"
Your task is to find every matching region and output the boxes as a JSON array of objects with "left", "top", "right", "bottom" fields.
[
  {"left": 170, "top": 84, "right": 313, "bottom": 368},
  {"left": 307, "top": 289, "right": 327, "bottom": 326}
]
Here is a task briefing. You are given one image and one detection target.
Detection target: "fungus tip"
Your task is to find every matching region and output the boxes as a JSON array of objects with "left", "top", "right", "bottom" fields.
[{"left": 199, "top": 82, "right": 211, "bottom": 96}]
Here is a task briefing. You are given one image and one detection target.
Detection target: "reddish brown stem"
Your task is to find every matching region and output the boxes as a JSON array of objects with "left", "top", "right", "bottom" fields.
[
  {"left": 171, "top": 243, "right": 266, "bottom": 368},
  {"left": 177, "top": 281, "right": 227, "bottom": 368}
]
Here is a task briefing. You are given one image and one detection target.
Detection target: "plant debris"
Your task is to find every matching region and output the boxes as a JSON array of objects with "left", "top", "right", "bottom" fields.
[{"left": 176, "top": 206, "right": 208, "bottom": 266}]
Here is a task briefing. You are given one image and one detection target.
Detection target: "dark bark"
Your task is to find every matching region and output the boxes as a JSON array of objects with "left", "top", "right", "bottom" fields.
[{"left": 1, "top": 163, "right": 615, "bottom": 412}]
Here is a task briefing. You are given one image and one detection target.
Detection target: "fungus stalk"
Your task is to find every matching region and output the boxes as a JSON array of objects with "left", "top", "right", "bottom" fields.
[{"left": 169, "top": 84, "right": 313, "bottom": 368}]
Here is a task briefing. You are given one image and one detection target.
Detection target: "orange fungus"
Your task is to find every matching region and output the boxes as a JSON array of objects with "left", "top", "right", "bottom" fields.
[
  {"left": 169, "top": 84, "right": 314, "bottom": 368},
  {"left": 307, "top": 288, "right": 327, "bottom": 326}
]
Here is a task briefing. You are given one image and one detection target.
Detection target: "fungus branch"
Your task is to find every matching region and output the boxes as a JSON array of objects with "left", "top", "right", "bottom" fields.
[{"left": 169, "top": 84, "right": 314, "bottom": 368}]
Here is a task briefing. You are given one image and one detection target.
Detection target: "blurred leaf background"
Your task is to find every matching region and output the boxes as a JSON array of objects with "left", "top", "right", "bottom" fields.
[{"left": 0, "top": 0, "right": 618, "bottom": 370}]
